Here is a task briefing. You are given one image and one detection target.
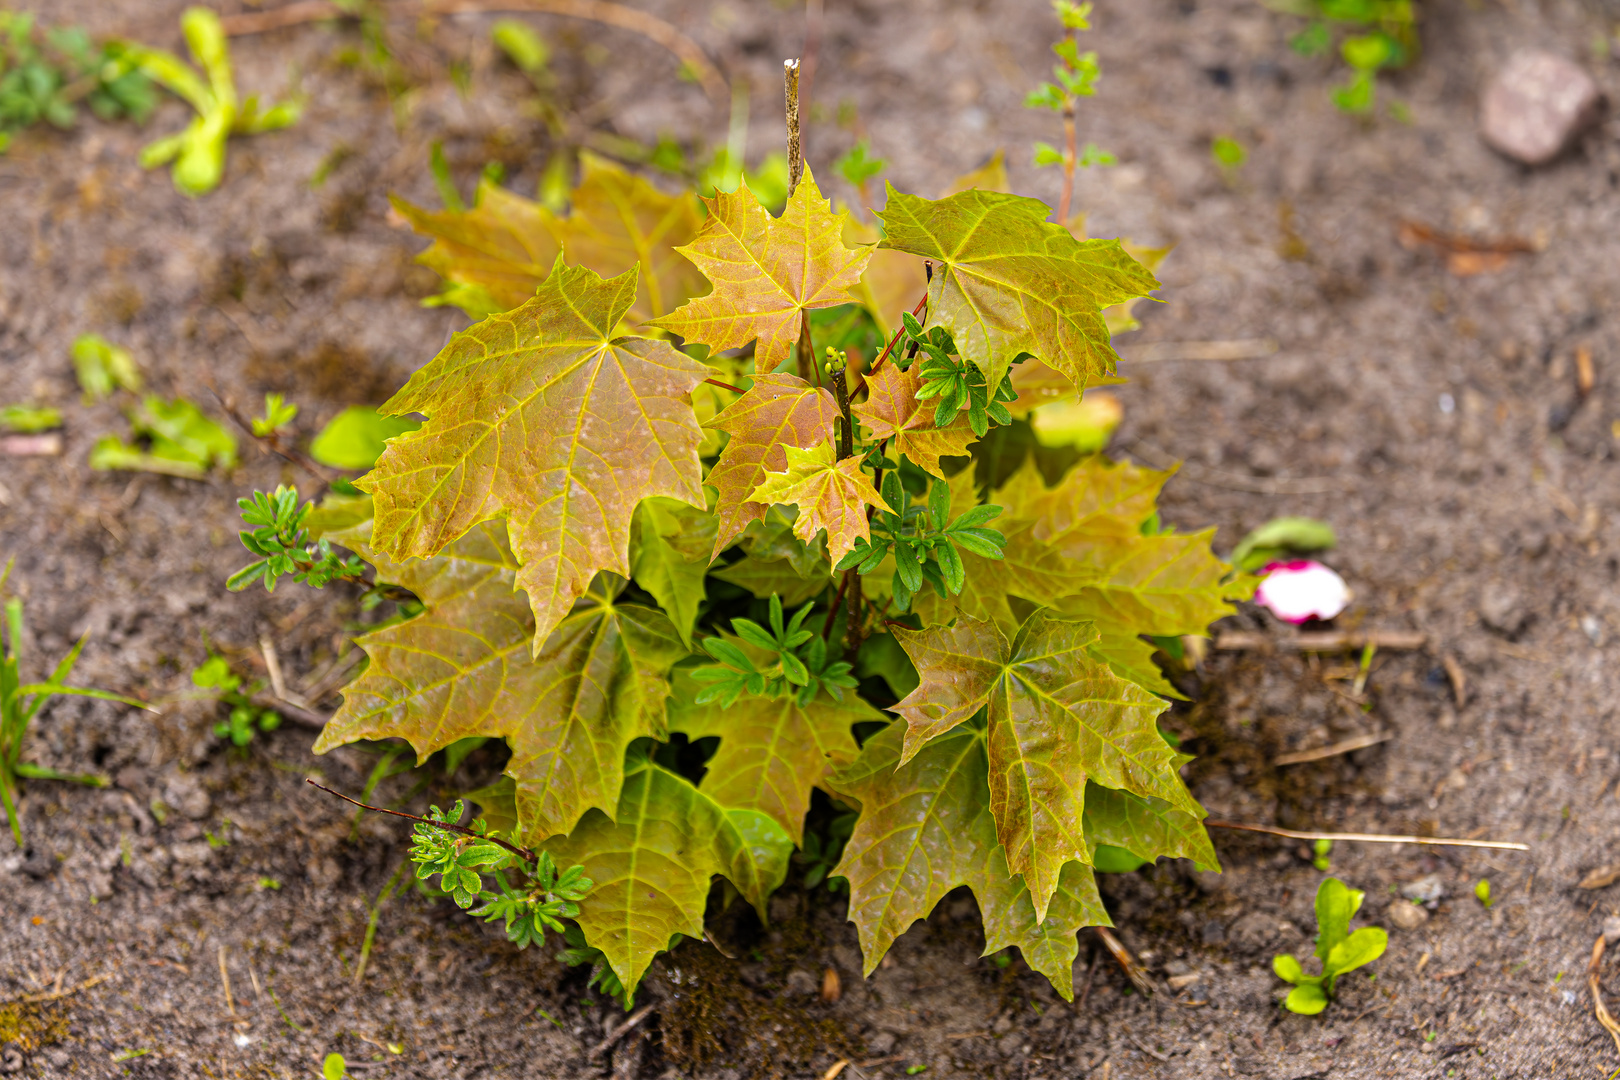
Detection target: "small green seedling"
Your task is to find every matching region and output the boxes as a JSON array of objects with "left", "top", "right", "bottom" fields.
[
  {"left": 120, "top": 7, "right": 300, "bottom": 196},
  {"left": 71, "top": 334, "right": 142, "bottom": 403},
  {"left": 1, "top": 559, "right": 151, "bottom": 844},
  {"left": 228, "top": 486, "right": 370, "bottom": 592},
  {"left": 1312, "top": 837, "right": 1333, "bottom": 872},
  {"left": 0, "top": 405, "right": 61, "bottom": 433},
  {"left": 1273, "top": 0, "right": 1416, "bottom": 115},
  {"left": 0, "top": 13, "right": 156, "bottom": 153},
  {"left": 1273, "top": 877, "right": 1387, "bottom": 1014},
  {"left": 321, "top": 1053, "right": 347, "bottom": 1080},
  {"left": 1474, "top": 879, "right": 1492, "bottom": 908},
  {"left": 251, "top": 393, "right": 298, "bottom": 438},
  {"left": 1211, "top": 136, "right": 1246, "bottom": 171},
  {"left": 89, "top": 395, "right": 238, "bottom": 479},
  {"left": 190, "top": 653, "right": 281, "bottom": 747},
  {"left": 1025, "top": 1, "right": 1112, "bottom": 222}
]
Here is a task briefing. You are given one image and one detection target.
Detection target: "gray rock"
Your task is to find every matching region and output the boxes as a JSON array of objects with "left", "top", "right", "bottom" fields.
[
  {"left": 1401, "top": 873, "right": 1445, "bottom": 905},
  {"left": 1478, "top": 581, "right": 1527, "bottom": 636},
  {"left": 1481, "top": 50, "right": 1604, "bottom": 166},
  {"left": 162, "top": 772, "right": 212, "bottom": 821},
  {"left": 1387, "top": 900, "right": 1429, "bottom": 931}
]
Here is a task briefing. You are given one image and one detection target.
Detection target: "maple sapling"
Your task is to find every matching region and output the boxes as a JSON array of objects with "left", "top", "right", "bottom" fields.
[{"left": 225, "top": 87, "right": 1254, "bottom": 1005}]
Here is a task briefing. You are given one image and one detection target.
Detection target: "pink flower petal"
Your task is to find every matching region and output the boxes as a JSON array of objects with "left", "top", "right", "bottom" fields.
[{"left": 1254, "top": 560, "right": 1351, "bottom": 624}]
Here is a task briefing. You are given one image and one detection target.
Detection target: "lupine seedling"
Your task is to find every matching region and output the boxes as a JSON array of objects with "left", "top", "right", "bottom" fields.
[
  {"left": 1273, "top": 877, "right": 1388, "bottom": 1014},
  {"left": 1, "top": 559, "right": 151, "bottom": 844}
]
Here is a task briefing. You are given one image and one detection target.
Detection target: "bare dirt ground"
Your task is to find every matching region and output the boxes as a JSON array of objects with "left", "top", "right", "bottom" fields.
[{"left": 2, "top": 0, "right": 1619, "bottom": 1076}]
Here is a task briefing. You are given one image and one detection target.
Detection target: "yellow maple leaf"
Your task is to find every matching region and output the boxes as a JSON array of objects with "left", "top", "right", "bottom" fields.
[
  {"left": 747, "top": 442, "right": 893, "bottom": 565},
  {"left": 653, "top": 166, "right": 872, "bottom": 370}
]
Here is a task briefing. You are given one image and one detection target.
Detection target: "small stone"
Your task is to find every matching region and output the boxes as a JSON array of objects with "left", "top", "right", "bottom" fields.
[
  {"left": 1419, "top": 1039, "right": 1437, "bottom": 1054},
  {"left": 1401, "top": 874, "right": 1445, "bottom": 905},
  {"left": 1480, "top": 50, "right": 1604, "bottom": 166},
  {"left": 1387, "top": 901, "right": 1429, "bottom": 931},
  {"left": 867, "top": 1031, "right": 897, "bottom": 1055},
  {"left": 783, "top": 969, "right": 819, "bottom": 996},
  {"left": 1602, "top": 915, "right": 1620, "bottom": 944},
  {"left": 1477, "top": 581, "right": 1527, "bottom": 636},
  {"left": 162, "top": 772, "right": 212, "bottom": 821}
]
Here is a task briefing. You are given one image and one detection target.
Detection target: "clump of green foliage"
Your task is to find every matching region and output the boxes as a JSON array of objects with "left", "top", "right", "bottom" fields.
[
  {"left": 190, "top": 653, "right": 281, "bottom": 747},
  {"left": 1, "top": 560, "right": 150, "bottom": 845},
  {"left": 227, "top": 85, "right": 1253, "bottom": 1006},
  {"left": 0, "top": 12, "right": 156, "bottom": 153},
  {"left": 1273, "top": 877, "right": 1388, "bottom": 1014},
  {"left": 1267, "top": 0, "right": 1417, "bottom": 114}
]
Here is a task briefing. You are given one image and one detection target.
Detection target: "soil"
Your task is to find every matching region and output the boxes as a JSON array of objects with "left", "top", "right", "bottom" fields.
[{"left": 2, "top": 0, "right": 1617, "bottom": 1076}]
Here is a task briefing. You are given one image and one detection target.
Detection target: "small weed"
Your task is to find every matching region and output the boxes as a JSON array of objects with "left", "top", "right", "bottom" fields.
[{"left": 1273, "top": 877, "right": 1387, "bottom": 1014}]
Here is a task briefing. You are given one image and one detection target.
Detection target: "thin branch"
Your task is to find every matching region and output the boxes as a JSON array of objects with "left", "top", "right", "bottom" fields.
[
  {"left": 209, "top": 387, "right": 340, "bottom": 490},
  {"left": 704, "top": 377, "right": 747, "bottom": 394},
  {"left": 784, "top": 58, "right": 803, "bottom": 195},
  {"left": 822, "top": 569, "right": 853, "bottom": 640},
  {"left": 250, "top": 692, "right": 330, "bottom": 731},
  {"left": 1093, "top": 927, "right": 1153, "bottom": 996},
  {"left": 1204, "top": 820, "right": 1529, "bottom": 852},
  {"left": 590, "top": 1003, "right": 655, "bottom": 1059},
  {"left": 867, "top": 285, "right": 930, "bottom": 378},
  {"left": 304, "top": 779, "right": 538, "bottom": 864},
  {"left": 1272, "top": 731, "right": 1392, "bottom": 766},
  {"left": 1589, "top": 933, "right": 1620, "bottom": 1056},
  {"left": 219, "top": 0, "right": 728, "bottom": 104},
  {"left": 831, "top": 368, "right": 854, "bottom": 460}
]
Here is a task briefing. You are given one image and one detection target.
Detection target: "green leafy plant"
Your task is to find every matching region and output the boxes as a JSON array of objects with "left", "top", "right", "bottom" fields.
[
  {"left": 1025, "top": 1, "right": 1113, "bottom": 224},
  {"left": 1, "top": 560, "right": 151, "bottom": 844},
  {"left": 1474, "top": 878, "right": 1492, "bottom": 908},
  {"left": 321, "top": 1053, "right": 347, "bottom": 1080},
  {"left": 71, "top": 334, "right": 142, "bottom": 403},
  {"left": 251, "top": 394, "right": 298, "bottom": 438},
  {"left": 1267, "top": 0, "right": 1417, "bottom": 114},
  {"left": 1273, "top": 877, "right": 1388, "bottom": 1014},
  {"left": 89, "top": 395, "right": 238, "bottom": 479},
  {"left": 309, "top": 406, "right": 421, "bottom": 470},
  {"left": 0, "top": 12, "right": 156, "bottom": 154},
  {"left": 0, "top": 404, "right": 61, "bottom": 434},
  {"left": 226, "top": 126, "right": 1251, "bottom": 1009},
  {"left": 120, "top": 7, "right": 300, "bottom": 196},
  {"left": 190, "top": 653, "right": 281, "bottom": 747}
]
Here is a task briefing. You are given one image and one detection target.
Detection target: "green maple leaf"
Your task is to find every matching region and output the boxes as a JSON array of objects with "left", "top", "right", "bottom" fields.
[
  {"left": 392, "top": 178, "right": 561, "bottom": 316},
  {"left": 394, "top": 153, "right": 706, "bottom": 322},
  {"left": 703, "top": 374, "right": 841, "bottom": 560},
  {"left": 876, "top": 185, "right": 1159, "bottom": 390},
  {"left": 652, "top": 165, "right": 872, "bottom": 371},
  {"left": 667, "top": 670, "right": 879, "bottom": 843},
  {"left": 359, "top": 260, "right": 711, "bottom": 652},
  {"left": 544, "top": 151, "right": 707, "bottom": 322},
  {"left": 828, "top": 720, "right": 1110, "bottom": 997},
  {"left": 1083, "top": 783, "right": 1219, "bottom": 871},
  {"left": 313, "top": 519, "right": 687, "bottom": 844},
  {"left": 546, "top": 750, "right": 794, "bottom": 995},
  {"left": 890, "top": 609, "right": 1198, "bottom": 920},
  {"left": 629, "top": 496, "right": 716, "bottom": 647},
  {"left": 709, "top": 555, "right": 830, "bottom": 607}
]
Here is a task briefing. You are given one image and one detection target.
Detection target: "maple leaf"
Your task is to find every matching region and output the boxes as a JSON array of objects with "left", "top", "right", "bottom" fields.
[
  {"left": 392, "top": 178, "right": 560, "bottom": 316},
  {"left": 629, "top": 496, "right": 716, "bottom": 647},
  {"left": 312, "top": 518, "right": 687, "bottom": 844},
  {"left": 546, "top": 750, "right": 794, "bottom": 995},
  {"left": 851, "top": 361, "right": 981, "bottom": 477},
  {"left": 748, "top": 442, "right": 894, "bottom": 567},
  {"left": 828, "top": 720, "right": 1110, "bottom": 995},
  {"left": 710, "top": 556, "right": 830, "bottom": 607},
  {"left": 360, "top": 260, "right": 711, "bottom": 652},
  {"left": 546, "top": 151, "right": 707, "bottom": 322},
  {"left": 876, "top": 186, "right": 1160, "bottom": 390},
  {"left": 667, "top": 670, "right": 879, "bottom": 843},
  {"left": 889, "top": 610, "right": 1198, "bottom": 920},
  {"left": 652, "top": 166, "right": 872, "bottom": 370},
  {"left": 1005, "top": 357, "right": 1124, "bottom": 419},
  {"left": 703, "top": 374, "right": 841, "bottom": 559},
  {"left": 1083, "top": 783, "right": 1219, "bottom": 871}
]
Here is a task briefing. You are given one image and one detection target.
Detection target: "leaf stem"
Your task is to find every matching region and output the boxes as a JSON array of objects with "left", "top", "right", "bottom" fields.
[
  {"left": 867, "top": 281, "right": 930, "bottom": 378},
  {"left": 797, "top": 310, "right": 817, "bottom": 385},
  {"left": 822, "top": 570, "right": 852, "bottom": 640},
  {"left": 305, "top": 779, "right": 538, "bottom": 864},
  {"left": 703, "top": 377, "right": 747, "bottom": 394}
]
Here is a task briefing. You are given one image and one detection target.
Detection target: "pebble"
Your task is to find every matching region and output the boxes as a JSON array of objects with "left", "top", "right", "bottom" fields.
[
  {"left": 162, "top": 772, "right": 212, "bottom": 821},
  {"left": 1401, "top": 873, "right": 1445, "bottom": 905},
  {"left": 1477, "top": 581, "right": 1527, "bottom": 636},
  {"left": 1388, "top": 900, "right": 1430, "bottom": 931},
  {"left": 1606, "top": 915, "right": 1620, "bottom": 945},
  {"left": 1480, "top": 50, "right": 1604, "bottom": 166}
]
